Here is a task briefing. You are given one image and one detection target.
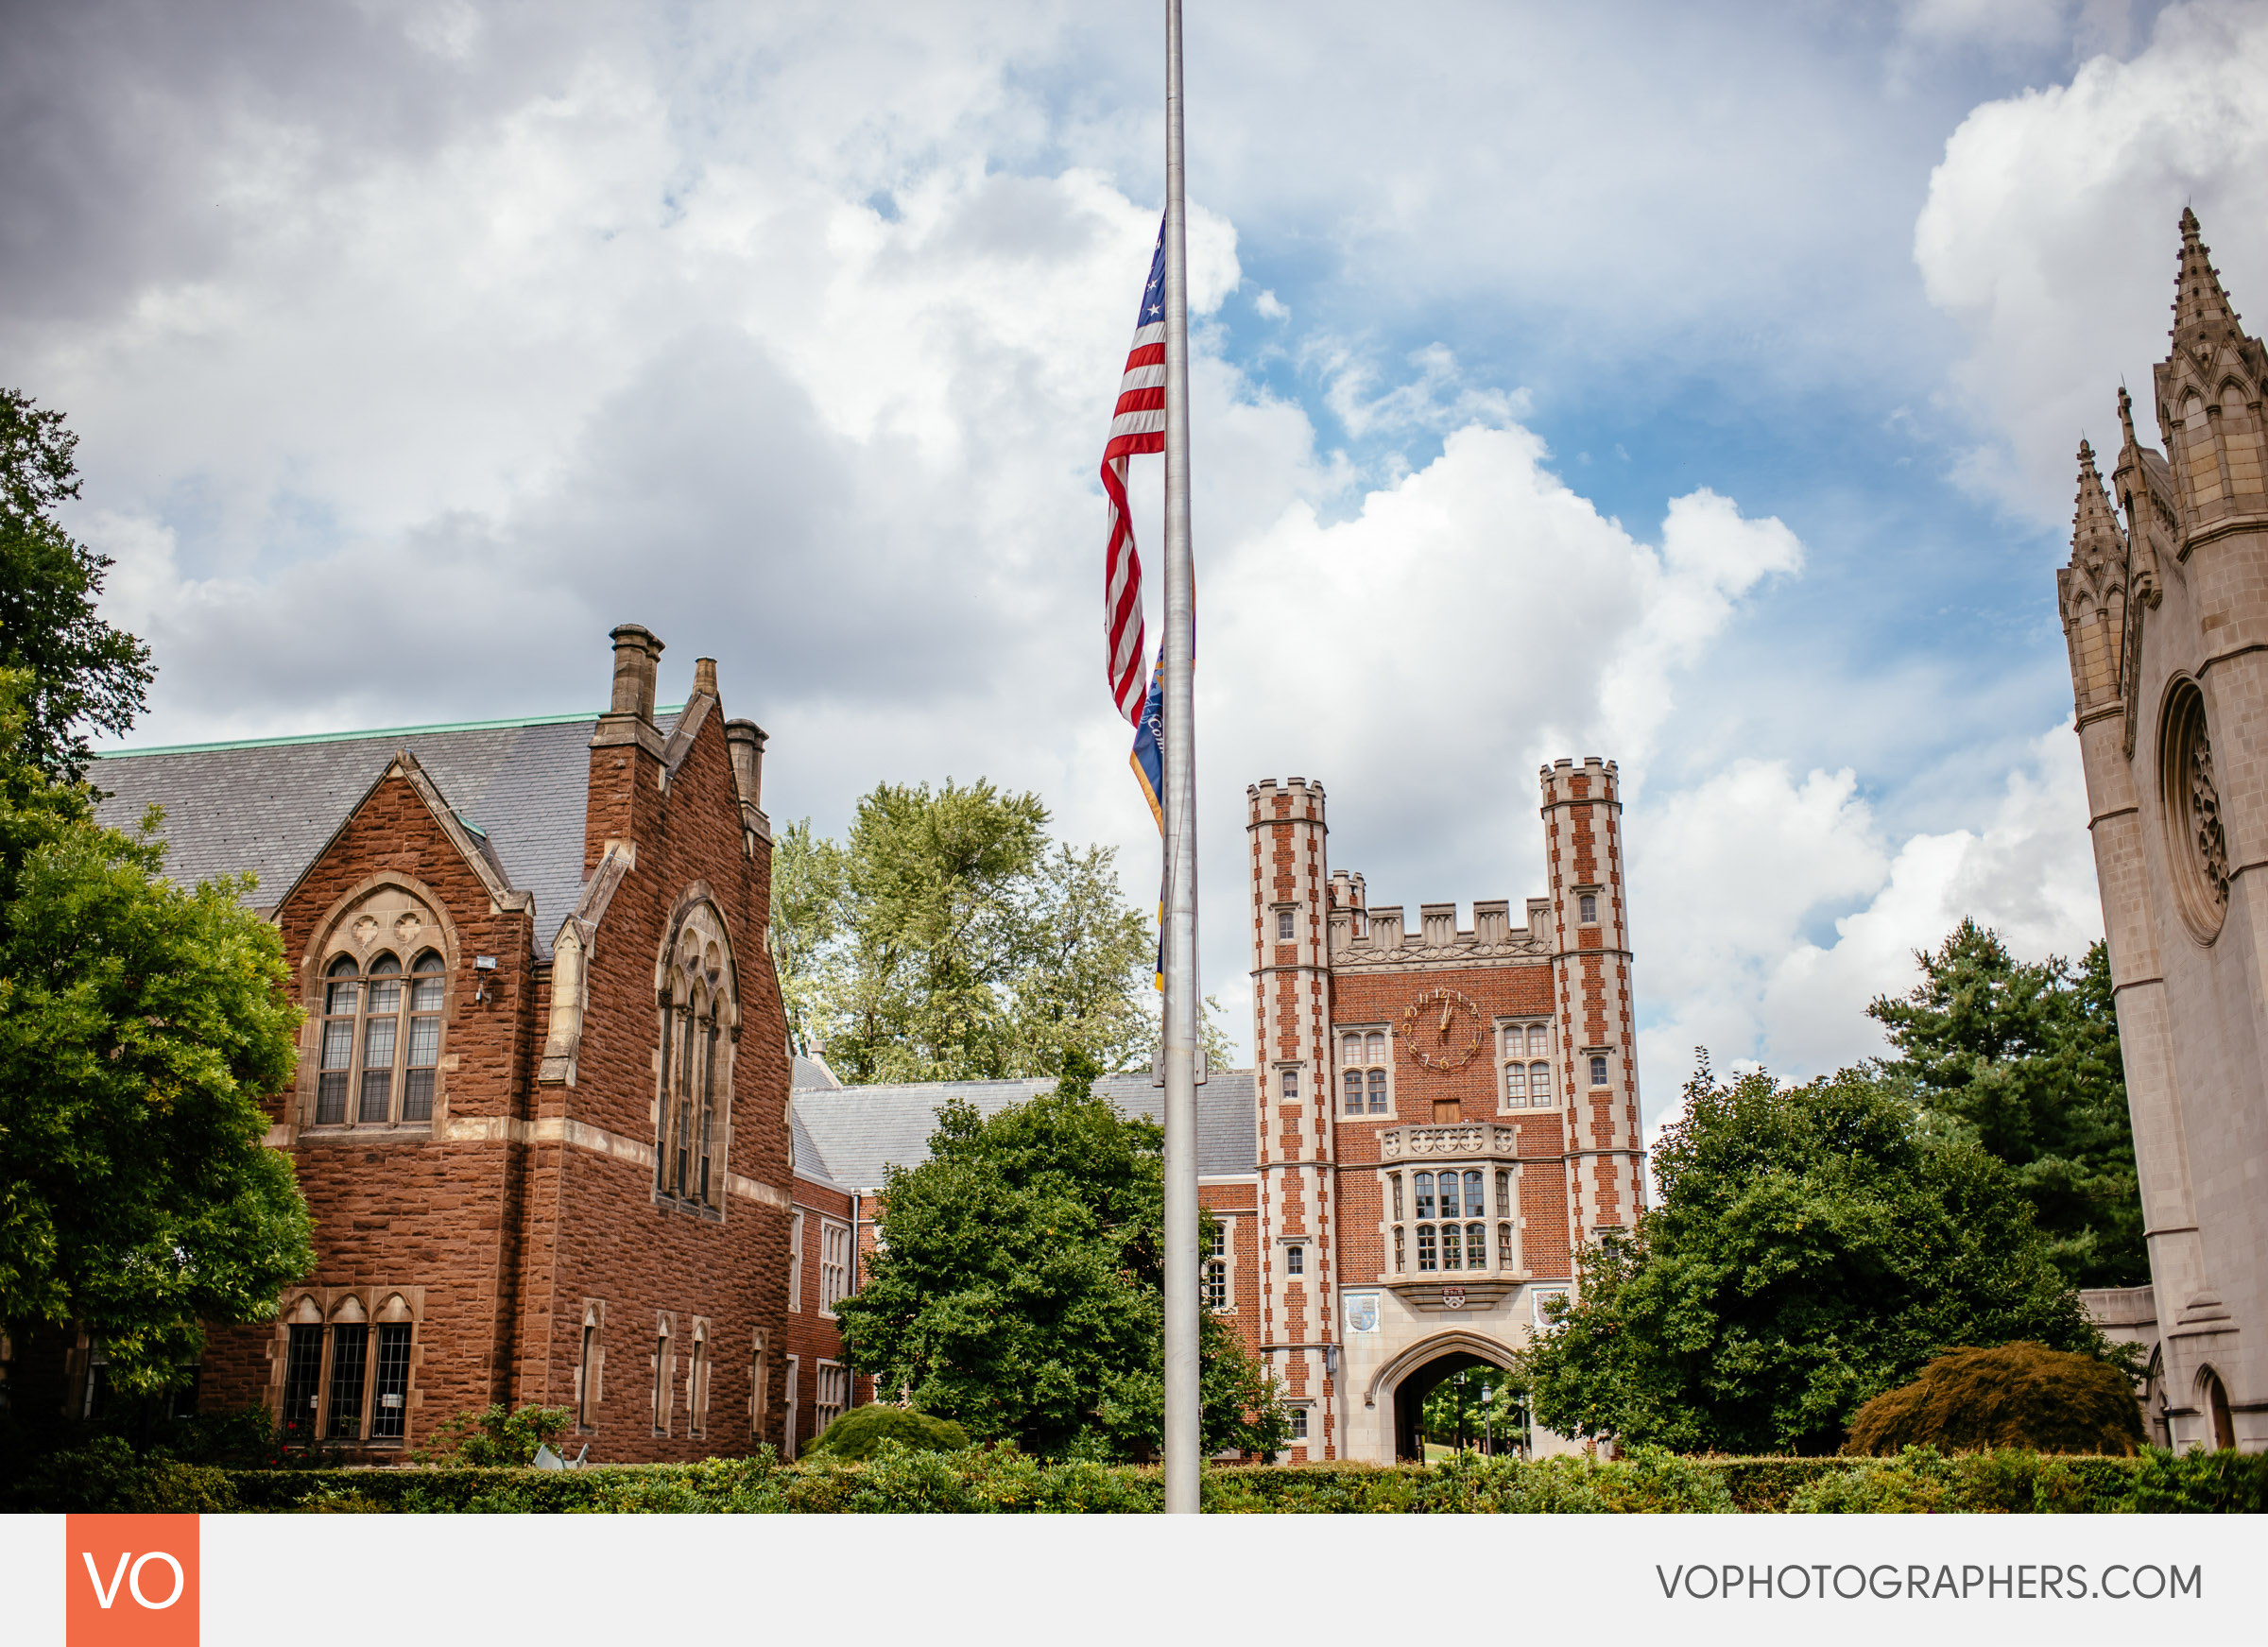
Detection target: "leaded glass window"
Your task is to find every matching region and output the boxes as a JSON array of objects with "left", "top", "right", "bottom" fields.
[
  {"left": 371, "top": 1324, "right": 412, "bottom": 1440},
  {"left": 282, "top": 1324, "right": 323, "bottom": 1442},
  {"left": 326, "top": 1325, "right": 368, "bottom": 1440},
  {"left": 314, "top": 948, "right": 448, "bottom": 1128}
]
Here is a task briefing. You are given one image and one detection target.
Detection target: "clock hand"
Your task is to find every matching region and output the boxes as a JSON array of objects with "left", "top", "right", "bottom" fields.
[{"left": 1438, "top": 997, "right": 1453, "bottom": 1034}]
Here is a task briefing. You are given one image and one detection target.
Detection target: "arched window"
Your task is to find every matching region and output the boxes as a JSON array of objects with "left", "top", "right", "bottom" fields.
[
  {"left": 653, "top": 897, "right": 738, "bottom": 1213},
  {"left": 315, "top": 946, "right": 450, "bottom": 1128},
  {"left": 2202, "top": 1368, "right": 2236, "bottom": 1450},
  {"left": 688, "top": 1320, "right": 711, "bottom": 1440}
]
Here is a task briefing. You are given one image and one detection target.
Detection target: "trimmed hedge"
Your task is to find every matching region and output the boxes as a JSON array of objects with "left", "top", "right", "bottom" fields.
[{"left": 17, "top": 1440, "right": 2263, "bottom": 1514}]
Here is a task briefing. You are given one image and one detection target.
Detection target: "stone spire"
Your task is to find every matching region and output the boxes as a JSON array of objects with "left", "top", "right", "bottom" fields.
[
  {"left": 2173, "top": 207, "right": 2245, "bottom": 350},
  {"left": 2060, "top": 438, "right": 2129, "bottom": 719},
  {"left": 2072, "top": 438, "right": 2122, "bottom": 567}
]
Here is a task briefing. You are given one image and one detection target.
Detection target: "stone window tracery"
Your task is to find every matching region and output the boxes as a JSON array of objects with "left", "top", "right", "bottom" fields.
[
  {"left": 653, "top": 896, "right": 739, "bottom": 1213},
  {"left": 276, "top": 1289, "right": 418, "bottom": 1446},
  {"left": 2161, "top": 678, "right": 2230, "bottom": 943},
  {"left": 307, "top": 883, "right": 452, "bottom": 1131}
]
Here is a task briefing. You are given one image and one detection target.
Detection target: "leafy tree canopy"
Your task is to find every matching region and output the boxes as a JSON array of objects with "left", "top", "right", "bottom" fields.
[
  {"left": 0, "top": 390, "right": 153, "bottom": 782},
  {"left": 1520, "top": 1057, "right": 2104, "bottom": 1455},
  {"left": 1868, "top": 918, "right": 2145, "bottom": 1287},
  {"left": 770, "top": 779, "right": 1223, "bottom": 1082},
  {"left": 0, "top": 670, "right": 315, "bottom": 1397},
  {"left": 831, "top": 1055, "right": 1288, "bottom": 1459}
]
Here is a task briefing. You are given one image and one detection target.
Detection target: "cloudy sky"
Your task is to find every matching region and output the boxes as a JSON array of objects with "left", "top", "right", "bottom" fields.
[{"left": 9, "top": 0, "right": 2267, "bottom": 1123}]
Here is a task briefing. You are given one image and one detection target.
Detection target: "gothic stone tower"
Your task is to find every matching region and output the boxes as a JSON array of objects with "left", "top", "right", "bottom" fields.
[
  {"left": 1245, "top": 760, "right": 1644, "bottom": 1462},
  {"left": 2058, "top": 210, "right": 2268, "bottom": 1451}
]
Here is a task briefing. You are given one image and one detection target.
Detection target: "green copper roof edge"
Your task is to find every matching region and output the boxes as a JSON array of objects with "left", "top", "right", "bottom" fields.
[{"left": 94, "top": 704, "right": 692, "bottom": 760}]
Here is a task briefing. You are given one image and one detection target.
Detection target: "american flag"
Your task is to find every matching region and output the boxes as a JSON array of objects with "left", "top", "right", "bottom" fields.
[{"left": 1101, "top": 220, "right": 1168, "bottom": 724}]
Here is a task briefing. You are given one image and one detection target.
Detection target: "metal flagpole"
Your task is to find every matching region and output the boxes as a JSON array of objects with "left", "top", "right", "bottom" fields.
[{"left": 1160, "top": 0, "right": 1201, "bottom": 1517}]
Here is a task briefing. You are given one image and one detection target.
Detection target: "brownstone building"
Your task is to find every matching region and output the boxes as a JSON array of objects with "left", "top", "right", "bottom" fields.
[{"left": 77, "top": 625, "right": 799, "bottom": 1462}]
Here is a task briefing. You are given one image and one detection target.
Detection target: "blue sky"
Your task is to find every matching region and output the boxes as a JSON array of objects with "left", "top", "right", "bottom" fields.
[{"left": 8, "top": 0, "right": 2266, "bottom": 1124}]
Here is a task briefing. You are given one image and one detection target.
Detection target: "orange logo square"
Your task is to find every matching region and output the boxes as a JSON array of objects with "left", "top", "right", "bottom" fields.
[{"left": 65, "top": 1515, "right": 198, "bottom": 1646}]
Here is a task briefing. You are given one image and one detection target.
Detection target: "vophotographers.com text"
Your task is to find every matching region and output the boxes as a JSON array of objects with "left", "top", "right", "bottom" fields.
[{"left": 1656, "top": 1563, "right": 2202, "bottom": 1602}]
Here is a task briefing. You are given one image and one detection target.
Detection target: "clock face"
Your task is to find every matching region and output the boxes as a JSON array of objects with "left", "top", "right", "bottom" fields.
[{"left": 1400, "top": 986, "right": 1485, "bottom": 1072}]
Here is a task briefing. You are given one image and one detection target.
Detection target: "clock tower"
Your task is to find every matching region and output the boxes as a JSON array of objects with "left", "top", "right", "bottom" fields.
[{"left": 1244, "top": 756, "right": 1645, "bottom": 1462}]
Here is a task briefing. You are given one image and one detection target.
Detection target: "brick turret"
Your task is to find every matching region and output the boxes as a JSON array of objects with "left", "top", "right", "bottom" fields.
[{"left": 1246, "top": 778, "right": 1338, "bottom": 1457}]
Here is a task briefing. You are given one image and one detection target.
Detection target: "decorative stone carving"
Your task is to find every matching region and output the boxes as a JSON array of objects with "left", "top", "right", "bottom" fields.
[
  {"left": 2191, "top": 736, "right": 2231, "bottom": 906},
  {"left": 1380, "top": 1124, "right": 1520, "bottom": 1159},
  {"left": 2160, "top": 678, "right": 2229, "bottom": 943}
]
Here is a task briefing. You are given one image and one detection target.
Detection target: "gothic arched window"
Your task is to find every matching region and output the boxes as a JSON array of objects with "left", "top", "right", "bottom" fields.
[
  {"left": 654, "top": 896, "right": 738, "bottom": 1214},
  {"left": 315, "top": 946, "right": 449, "bottom": 1127}
]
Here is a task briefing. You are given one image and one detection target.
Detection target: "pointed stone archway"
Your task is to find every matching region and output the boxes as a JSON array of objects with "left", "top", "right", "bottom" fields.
[{"left": 1365, "top": 1330, "right": 1517, "bottom": 1462}]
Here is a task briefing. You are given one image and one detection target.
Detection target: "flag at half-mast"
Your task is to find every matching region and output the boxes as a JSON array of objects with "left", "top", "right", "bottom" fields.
[{"left": 1101, "top": 219, "right": 1168, "bottom": 725}]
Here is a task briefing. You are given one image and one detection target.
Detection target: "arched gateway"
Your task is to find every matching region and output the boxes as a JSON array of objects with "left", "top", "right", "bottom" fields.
[{"left": 1368, "top": 1331, "right": 1512, "bottom": 1461}]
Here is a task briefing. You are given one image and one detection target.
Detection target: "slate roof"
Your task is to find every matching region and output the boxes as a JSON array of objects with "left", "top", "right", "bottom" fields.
[
  {"left": 788, "top": 1069, "right": 1258, "bottom": 1191},
  {"left": 90, "top": 709, "right": 680, "bottom": 957}
]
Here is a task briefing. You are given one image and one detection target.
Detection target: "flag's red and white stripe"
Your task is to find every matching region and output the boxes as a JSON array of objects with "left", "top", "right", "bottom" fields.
[{"left": 1101, "top": 232, "right": 1168, "bottom": 724}]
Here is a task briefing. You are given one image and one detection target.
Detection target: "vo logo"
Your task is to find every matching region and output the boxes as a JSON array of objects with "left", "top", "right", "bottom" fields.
[{"left": 65, "top": 1516, "right": 198, "bottom": 1645}]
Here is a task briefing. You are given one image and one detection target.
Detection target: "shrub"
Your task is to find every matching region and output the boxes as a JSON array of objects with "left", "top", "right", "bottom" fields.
[
  {"left": 802, "top": 1405, "right": 971, "bottom": 1463},
  {"left": 411, "top": 1402, "right": 576, "bottom": 1467},
  {"left": 8, "top": 1436, "right": 240, "bottom": 1514},
  {"left": 27, "top": 1444, "right": 2265, "bottom": 1514},
  {"left": 1841, "top": 1343, "right": 2143, "bottom": 1456}
]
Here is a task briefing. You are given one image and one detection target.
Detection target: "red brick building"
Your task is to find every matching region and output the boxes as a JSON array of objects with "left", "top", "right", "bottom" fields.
[
  {"left": 1245, "top": 762, "right": 1646, "bottom": 1461},
  {"left": 34, "top": 627, "right": 1635, "bottom": 1468},
  {"left": 74, "top": 625, "right": 799, "bottom": 1463}
]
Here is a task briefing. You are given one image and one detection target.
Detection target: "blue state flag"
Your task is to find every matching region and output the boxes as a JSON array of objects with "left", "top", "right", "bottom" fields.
[
  {"left": 1128, "top": 645, "right": 1165, "bottom": 988},
  {"left": 1129, "top": 644, "right": 1165, "bottom": 832}
]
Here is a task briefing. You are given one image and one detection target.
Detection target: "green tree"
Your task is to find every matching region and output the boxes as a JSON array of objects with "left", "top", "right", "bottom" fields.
[
  {"left": 1868, "top": 919, "right": 2146, "bottom": 1287},
  {"left": 1419, "top": 1365, "right": 1518, "bottom": 1455},
  {"left": 1520, "top": 1056, "right": 2103, "bottom": 1455},
  {"left": 0, "top": 391, "right": 153, "bottom": 782},
  {"left": 0, "top": 671, "right": 316, "bottom": 1398},
  {"left": 831, "top": 1055, "right": 1288, "bottom": 1459},
  {"left": 772, "top": 780, "right": 1157, "bottom": 1081},
  {"left": 766, "top": 816, "right": 845, "bottom": 1056}
]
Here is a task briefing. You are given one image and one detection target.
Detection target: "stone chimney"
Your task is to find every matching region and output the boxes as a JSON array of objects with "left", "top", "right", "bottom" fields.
[
  {"left": 725, "top": 719, "right": 770, "bottom": 847},
  {"left": 608, "top": 624, "right": 663, "bottom": 722},
  {"left": 586, "top": 624, "right": 668, "bottom": 870}
]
